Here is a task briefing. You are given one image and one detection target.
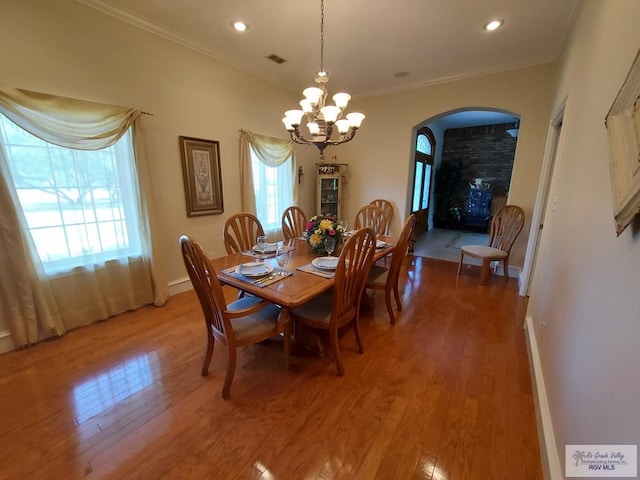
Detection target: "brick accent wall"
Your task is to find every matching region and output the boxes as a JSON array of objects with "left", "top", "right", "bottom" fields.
[{"left": 434, "top": 123, "right": 516, "bottom": 229}]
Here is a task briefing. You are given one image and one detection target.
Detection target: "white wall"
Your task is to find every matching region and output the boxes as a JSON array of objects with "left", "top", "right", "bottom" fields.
[
  {"left": 527, "top": 0, "right": 640, "bottom": 475},
  {"left": 330, "top": 64, "right": 558, "bottom": 269}
]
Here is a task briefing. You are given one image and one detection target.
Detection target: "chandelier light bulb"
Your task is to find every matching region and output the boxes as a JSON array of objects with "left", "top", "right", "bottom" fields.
[
  {"left": 335, "top": 119, "right": 350, "bottom": 134},
  {"left": 299, "top": 99, "right": 313, "bottom": 113},
  {"left": 307, "top": 122, "right": 320, "bottom": 135},
  {"left": 332, "top": 93, "right": 351, "bottom": 109},
  {"left": 346, "top": 112, "right": 365, "bottom": 128},
  {"left": 303, "top": 87, "right": 323, "bottom": 105},
  {"left": 282, "top": 117, "right": 295, "bottom": 131},
  {"left": 320, "top": 105, "right": 341, "bottom": 124},
  {"left": 284, "top": 110, "right": 304, "bottom": 126}
]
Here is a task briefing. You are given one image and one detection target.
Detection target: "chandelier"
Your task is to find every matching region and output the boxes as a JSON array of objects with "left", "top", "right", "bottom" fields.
[{"left": 282, "top": 0, "right": 365, "bottom": 159}]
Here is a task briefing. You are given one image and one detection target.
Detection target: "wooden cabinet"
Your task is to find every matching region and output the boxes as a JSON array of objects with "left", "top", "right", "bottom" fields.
[{"left": 316, "top": 164, "right": 345, "bottom": 218}]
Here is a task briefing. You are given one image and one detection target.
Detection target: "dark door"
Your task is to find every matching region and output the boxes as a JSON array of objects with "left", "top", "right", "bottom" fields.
[{"left": 410, "top": 128, "right": 436, "bottom": 244}]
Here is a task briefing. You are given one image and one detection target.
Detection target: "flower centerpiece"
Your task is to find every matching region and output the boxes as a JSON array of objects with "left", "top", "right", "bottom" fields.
[{"left": 304, "top": 214, "right": 345, "bottom": 255}]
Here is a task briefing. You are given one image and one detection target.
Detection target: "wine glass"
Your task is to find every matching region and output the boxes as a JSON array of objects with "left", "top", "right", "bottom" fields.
[
  {"left": 324, "top": 236, "right": 336, "bottom": 256},
  {"left": 339, "top": 220, "right": 348, "bottom": 234},
  {"left": 256, "top": 235, "right": 268, "bottom": 261},
  {"left": 276, "top": 244, "right": 290, "bottom": 272}
]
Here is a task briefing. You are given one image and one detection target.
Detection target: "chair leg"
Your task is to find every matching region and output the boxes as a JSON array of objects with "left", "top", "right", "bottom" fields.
[
  {"left": 331, "top": 327, "right": 345, "bottom": 377},
  {"left": 457, "top": 251, "right": 464, "bottom": 275},
  {"left": 283, "top": 318, "right": 292, "bottom": 370},
  {"left": 353, "top": 317, "right": 364, "bottom": 354},
  {"left": 385, "top": 288, "right": 397, "bottom": 325},
  {"left": 201, "top": 331, "right": 215, "bottom": 377},
  {"left": 393, "top": 283, "right": 402, "bottom": 312},
  {"left": 480, "top": 258, "right": 492, "bottom": 285},
  {"left": 222, "top": 346, "right": 237, "bottom": 400},
  {"left": 503, "top": 259, "right": 510, "bottom": 281}
]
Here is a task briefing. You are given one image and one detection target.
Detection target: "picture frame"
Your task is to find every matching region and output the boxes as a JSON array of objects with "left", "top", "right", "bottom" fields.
[
  {"left": 179, "top": 136, "right": 224, "bottom": 216},
  {"left": 605, "top": 49, "right": 640, "bottom": 235}
]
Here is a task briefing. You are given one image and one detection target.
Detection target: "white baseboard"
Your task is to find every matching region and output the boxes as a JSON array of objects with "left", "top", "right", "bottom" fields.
[
  {"left": 0, "top": 330, "right": 15, "bottom": 355},
  {"left": 168, "top": 276, "right": 193, "bottom": 296},
  {"left": 525, "top": 316, "right": 563, "bottom": 480}
]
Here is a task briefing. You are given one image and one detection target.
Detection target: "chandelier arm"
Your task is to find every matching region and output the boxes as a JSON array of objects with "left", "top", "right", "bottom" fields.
[
  {"left": 290, "top": 129, "right": 312, "bottom": 145},
  {"left": 325, "top": 128, "right": 358, "bottom": 146}
]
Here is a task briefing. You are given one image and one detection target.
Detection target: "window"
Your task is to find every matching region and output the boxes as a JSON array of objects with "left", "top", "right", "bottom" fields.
[
  {"left": 0, "top": 115, "right": 143, "bottom": 274},
  {"left": 411, "top": 129, "right": 435, "bottom": 213},
  {"left": 416, "top": 133, "right": 432, "bottom": 155},
  {"left": 250, "top": 146, "right": 294, "bottom": 234}
]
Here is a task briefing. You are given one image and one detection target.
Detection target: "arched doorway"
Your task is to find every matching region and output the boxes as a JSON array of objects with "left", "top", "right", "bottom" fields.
[{"left": 408, "top": 108, "right": 519, "bottom": 261}]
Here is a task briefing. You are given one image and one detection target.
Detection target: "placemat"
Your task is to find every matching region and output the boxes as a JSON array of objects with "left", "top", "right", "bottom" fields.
[
  {"left": 240, "top": 244, "right": 296, "bottom": 259},
  {"left": 223, "top": 265, "right": 293, "bottom": 287},
  {"left": 296, "top": 262, "right": 336, "bottom": 279}
]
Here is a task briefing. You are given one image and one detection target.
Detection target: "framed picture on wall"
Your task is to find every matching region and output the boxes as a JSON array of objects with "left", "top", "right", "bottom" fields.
[
  {"left": 179, "top": 136, "right": 224, "bottom": 216},
  {"left": 605, "top": 49, "right": 640, "bottom": 235}
]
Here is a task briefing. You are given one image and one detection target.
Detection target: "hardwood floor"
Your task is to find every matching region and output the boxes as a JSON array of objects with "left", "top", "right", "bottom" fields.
[{"left": 0, "top": 256, "right": 542, "bottom": 479}]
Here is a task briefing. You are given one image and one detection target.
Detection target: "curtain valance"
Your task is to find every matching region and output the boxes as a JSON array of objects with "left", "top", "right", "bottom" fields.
[
  {"left": 240, "top": 130, "right": 293, "bottom": 167},
  {"left": 0, "top": 87, "right": 141, "bottom": 150}
]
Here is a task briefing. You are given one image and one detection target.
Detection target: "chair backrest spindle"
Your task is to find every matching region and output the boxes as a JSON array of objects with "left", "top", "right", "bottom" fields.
[
  {"left": 282, "top": 206, "right": 308, "bottom": 240},
  {"left": 223, "top": 213, "right": 265, "bottom": 254}
]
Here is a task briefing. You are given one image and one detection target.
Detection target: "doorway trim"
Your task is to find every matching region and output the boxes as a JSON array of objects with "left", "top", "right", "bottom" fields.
[{"left": 519, "top": 97, "right": 568, "bottom": 296}]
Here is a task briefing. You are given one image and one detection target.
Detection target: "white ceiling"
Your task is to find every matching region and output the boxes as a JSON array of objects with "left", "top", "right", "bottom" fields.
[{"left": 78, "top": 0, "right": 580, "bottom": 100}]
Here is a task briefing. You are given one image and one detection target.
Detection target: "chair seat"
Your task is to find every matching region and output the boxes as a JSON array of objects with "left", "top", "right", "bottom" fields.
[
  {"left": 366, "top": 264, "right": 389, "bottom": 287},
  {"left": 460, "top": 244, "right": 508, "bottom": 260},
  {"left": 290, "top": 291, "right": 332, "bottom": 324},
  {"left": 228, "top": 297, "right": 280, "bottom": 340}
]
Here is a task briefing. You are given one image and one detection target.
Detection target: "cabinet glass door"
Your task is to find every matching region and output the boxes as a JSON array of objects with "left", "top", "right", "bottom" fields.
[{"left": 320, "top": 177, "right": 339, "bottom": 216}]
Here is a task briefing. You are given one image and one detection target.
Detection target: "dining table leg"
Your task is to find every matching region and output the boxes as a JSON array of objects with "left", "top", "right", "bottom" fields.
[{"left": 278, "top": 308, "right": 291, "bottom": 370}]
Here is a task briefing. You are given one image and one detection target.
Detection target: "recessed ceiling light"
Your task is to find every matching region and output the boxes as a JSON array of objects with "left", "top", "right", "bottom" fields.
[
  {"left": 484, "top": 19, "right": 504, "bottom": 31},
  {"left": 232, "top": 21, "right": 248, "bottom": 32}
]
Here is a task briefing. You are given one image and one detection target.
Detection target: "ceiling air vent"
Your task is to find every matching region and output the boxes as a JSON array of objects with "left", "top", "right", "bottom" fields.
[{"left": 266, "top": 54, "right": 287, "bottom": 64}]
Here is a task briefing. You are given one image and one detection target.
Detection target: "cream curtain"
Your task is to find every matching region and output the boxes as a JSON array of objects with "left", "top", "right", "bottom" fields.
[
  {"left": 239, "top": 129, "right": 297, "bottom": 224},
  {"left": 0, "top": 87, "right": 167, "bottom": 348}
]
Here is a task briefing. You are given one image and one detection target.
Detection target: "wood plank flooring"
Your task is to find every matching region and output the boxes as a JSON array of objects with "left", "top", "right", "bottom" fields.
[{"left": 0, "top": 256, "right": 542, "bottom": 479}]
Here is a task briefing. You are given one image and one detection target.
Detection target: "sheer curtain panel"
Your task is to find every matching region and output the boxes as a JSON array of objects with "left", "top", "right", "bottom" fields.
[
  {"left": 0, "top": 87, "right": 167, "bottom": 348},
  {"left": 239, "top": 130, "right": 297, "bottom": 238}
]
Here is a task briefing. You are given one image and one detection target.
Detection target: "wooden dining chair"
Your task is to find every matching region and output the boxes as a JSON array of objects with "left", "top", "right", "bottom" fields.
[
  {"left": 354, "top": 204, "right": 386, "bottom": 237},
  {"left": 369, "top": 199, "right": 394, "bottom": 235},
  {"left": 180, "top": 235, "right": 289, "bottom": 400},
  {"left": 365, "top": 214, "right": 416, "bottom": 324},
  {"left": 289, "top": 228, "right": 376, "bottom": 376},
  {"left": 457, "top": 205, "right": 525, "bottom": 285},
  {"left": 223, "top": 212, "right": 265, "bottom": 254},
  {"left": 281, "top": 206, "right": 308, "bottom": 240}
]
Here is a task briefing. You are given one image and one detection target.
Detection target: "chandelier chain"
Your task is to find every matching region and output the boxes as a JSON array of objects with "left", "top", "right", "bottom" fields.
[{"left": 319, "top": 0, "right": 324, "bottom": 74}]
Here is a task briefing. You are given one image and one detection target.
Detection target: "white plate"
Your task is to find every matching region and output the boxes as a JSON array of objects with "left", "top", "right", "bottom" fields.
[
  {"left": 252, "top": 243, "right": 278, "bottom": 253},
  {"left": 237, "top": 262, "right": 274, "bottom": 277},
  {"left": 312, "top": 256, "right": 339, "bottom": 270},
  {"left": 376, "top": 239, "right": 389, "bottom": 249}
]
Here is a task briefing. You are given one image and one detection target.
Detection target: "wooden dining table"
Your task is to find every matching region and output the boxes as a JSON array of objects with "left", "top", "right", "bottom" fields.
[
  {"left": 209, "top": 237, "right": 395, "bottom": 308},
  {"left": 207, "top": 236, "right": 396, "bottom": 365}
]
